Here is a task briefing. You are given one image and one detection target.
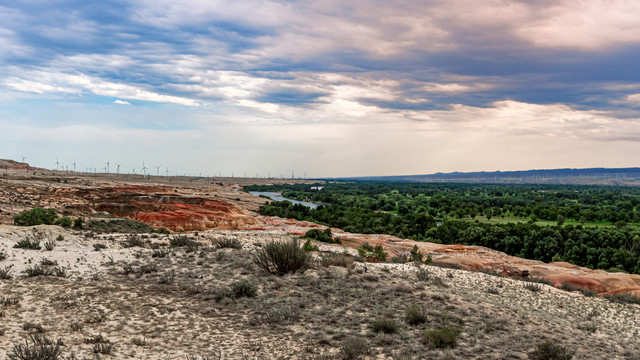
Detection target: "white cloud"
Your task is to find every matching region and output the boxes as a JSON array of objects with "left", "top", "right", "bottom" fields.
[{"left": 114, "top": 100, "right": 131, "bottom": 105}]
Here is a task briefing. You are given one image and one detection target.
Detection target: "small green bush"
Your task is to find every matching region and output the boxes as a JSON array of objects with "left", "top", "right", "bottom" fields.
[
  {"left": 558, "top": 282, "right": 596, "bottom": 297},
  {"left": 528, "top": 340, "right": 574, "bottom": 360},
  {"left": 13, "top": 208, "right": 57, "bottom": 227},
  {"left": 230, "top": 280, "right": 257, "bottom": 298},
  {"left": 302, "top": 239, "right": 318, "bottom": 251},
  {"left": 8, "top": 334, "right": 62, "bottom": 360},
  {"left": 524, "top": 283, "right": 542, "bottom": 292},
  {"left": 73, "top": 217, "right": 84, "bottom": 229},
  {"left": 213, "top": 237, "right": 242, "bottom": 249},
  {"left": 304, "top": 228, "right": 340, "bottom": 244},
  {"left": 371, "top": 318, "right": 398, "bottom": 334},
  {"left": 0, "top": 265, "right": 13, "bottom": 279},
  {"left": 604, "top": 292, "right": 640, "bottom": 305},
  {"left": 423, "top": 326, "right": 461, "bottom": 349},
  {"left": 53, "top": 217, "right": 72, "bottom": 228},
  {"left": 340, "top": 337, "right": 369, "bottom": 360},
  {"left": 405, "top": 304, "right": 428, "bottom": 325},
  {"left": 254, "top": 238, "right": 308, "bottom": 276}
]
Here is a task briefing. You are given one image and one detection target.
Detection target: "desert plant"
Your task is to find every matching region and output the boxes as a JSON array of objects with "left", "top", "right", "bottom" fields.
[
  {"left": 423, "top": 326, "right": 461, "bottom": 349},
  {"left": 152, "top": 248, "right": 169, "bottom": 258},
  {"left": 405, "top": 304, "right": 428, "bottom": 325},
  {"left": 0, "top": 250, "right": 6, "bottom": 261},
  {"left": 373, "top": 245, "right": 387, "bottom": 261},
  {"left": 254, "top": 238, "right": 308, "bottom": 276},
  {"left": 137, "top": 263, "right": 158, "bottom": 275},
  {"left": 0, "top": 265, "right": 13, "bottom": 279},
  {"left": 524, "top": 283, "right": 542, "bottom": 292},
  {"left": 93, "top": 343, "right": 113, "bottom": 354},
  {"left": 44, "top": 240, "right": 55, "bottom": 251},
  {"left": 13, "top": 208, "right": 57, "bottom": 226},
  {"left": 53, "top": 217, "right": 72, "bottom": 228},
  {"left": 14, "top": 238, "right": 41, "bottom": 250},
  {"left": 69, "top": 322, "right": 83, "bottom": 332},
  {"left": 559, "top": 282, "right": 596, "bottom": 297},
  {"left": 340, "top": 337, "right": 369, "bottom": 360},
  {"left": 84, "top": 334, "right": 109, "bottom": 344},
  {"left": 122, "top": 235, "right": 146, "bottom": 248},
  {"left": 72, "top": 217, "right": 83, "bottom": 229},
  {"left": 93, "top": 243, "right": 107, "bottom": 251},
  {"left": 371, "top": 318, "right": 398, "bottom": 334},
  {"left": 262, "top": 305, "right": 301, "bottom": 324},
  {"left": 528, "top": 340, "right": 574, "bottom": 360},
  {"left": 22, "top": 322, "right": 45, "bottom": 333},
  {"left": 318, "top": 253, "right": 354, "bottom": 268},
  {"left": 158, "top": 271, "right": 176, "bottom": 284},
  {"left": 213, "top": 237, "right": 242, "bottom": 249},
  {"left": 604, "top": 292, "right": 640, "bottom": 305},
  {"left": 132, "top": 337, "right": 146, "bottom": 346},
  {"left": 25, "top": 266, "right": 52, "bottom": 277},
  {"left": 170, "top": 235, "right": 199, "bottom": 249},
  {"left": 230, "top": 280, "right": 257, "bottom": 298},
  {"left": 8, "top": 334, "right": 62, "bottom": 360},
  {"left": 304, "top": 228, "right": 340, "bottom": 244},
  {"left": 40, "top": 259, "right": 57, "bottom": 267},
  {"left": 410, "top": 245, "right": 423, "bottom": 262},
  {"left": 1, "top": 297, "right": 19, "bottom": 306},
  {"left": 302, "top": 239, "right": 318, "bottom": 251}
]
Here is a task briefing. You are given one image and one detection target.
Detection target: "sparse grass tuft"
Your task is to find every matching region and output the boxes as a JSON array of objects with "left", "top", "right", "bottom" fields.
[
  {"left": 230, "top": 280, "right": 257, "bottom": 298},
  {"left": 262, "top": 305, "right": 301, "bottom": 325},
  {"left": 8, "top": 334, "right": 62, "bottom": 360},
  {"left": 213, "top": 237, "right": 242, "bottom": 249},
  {"left": 318, "top": 253, "right": 354, "bottom": 268},
  {"left": 169, "top": 235, "right": 199, "bottom": 249},
  {"left": 558, "top": 282, "right": 596, "bottom": 297},
  {"left": 0, "top": 265, "right": 13, "bottom": 279},
  {"left": 405, "top": 304, "right": 428, "bottom": 325},
  {"left": 524, "top": 283, "right": 543, "bottom": 292},
  {"left": 528, "top": 340, "right": 574, "bottom": 360},
  {"left": 423, "top": 326, "right": 461, "bottom": 349},
  {"left": 93, "top": 243, "right": 108, "bottom": 251},
  {"left": 340, "top": 337, "right": 369, "bottom": 360},
  {"left": 22, "top": 322, "right": 45, "bottom": 333},
  {"left": 13, "top": 239, "right": 41, "bottom": 250},
  {"left": 604, "top": 292, "right": 640, "bottom": 305},
  {"left": 44, "top": 240, "right": 55, "bottom": 251},
  {"left": 371, "top": 318, "right": 398, "bottom": 334},
  {"left": 93, "top": 343, "right": 113, "bottom": 354},
  {"left": 122, "top": 234, "right": 146, "bottom": 248}
]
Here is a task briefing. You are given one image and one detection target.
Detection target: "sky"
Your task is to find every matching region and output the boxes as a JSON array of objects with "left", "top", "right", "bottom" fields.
[{"left": 2, "top": 0, "right": 640, "bottom": 177}]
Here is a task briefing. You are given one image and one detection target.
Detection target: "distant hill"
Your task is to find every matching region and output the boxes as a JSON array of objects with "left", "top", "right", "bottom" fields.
[
  {"left": 0, "top": 159, "right": 31, "bottom": 170},
  {"left": 339, "top": 167, "right": 640, "bottom": 186}
]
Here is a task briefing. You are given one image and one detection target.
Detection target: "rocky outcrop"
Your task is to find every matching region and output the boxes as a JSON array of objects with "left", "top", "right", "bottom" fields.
[{"left": 260, "top": 215, "right": 640, "bottom": 297}]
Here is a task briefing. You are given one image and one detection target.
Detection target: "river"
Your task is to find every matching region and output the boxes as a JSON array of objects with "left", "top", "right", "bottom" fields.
[{"left": 249, "top": 191, "right": 319, "bottom": 209}]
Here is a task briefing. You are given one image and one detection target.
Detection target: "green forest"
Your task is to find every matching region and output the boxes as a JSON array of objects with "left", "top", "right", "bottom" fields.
[{"left": 246, "top": 182, "right": 640, "bottom": 274}]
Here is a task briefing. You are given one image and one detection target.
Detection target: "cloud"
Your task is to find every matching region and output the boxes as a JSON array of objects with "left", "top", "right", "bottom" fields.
[{"left": 114, "top": 100, "right": 131, "bottom": 105}]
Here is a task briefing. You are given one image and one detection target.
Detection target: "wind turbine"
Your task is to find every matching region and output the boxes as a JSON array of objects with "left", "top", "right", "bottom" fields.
[
  {"left": 54, "top": 157, "right": 60, "bottom": 171},
  {"left": 105, "top": 160, "right": 110, "bottom": 174},
  {"left": 72, "top": 160, "right": 76, "bottom": 173},
  {"left": 154, "top": 165, "right": 161, "bottom": 176},
  {"left": 165, "top": 167, "right": 169, "bottom": 176},
  {"left": 115, "top": 163, "right": 121, "bottom": 176},
  {"left": 131, "top": 167, "right": 136, "bottom": 175},
  {"left": 20, "top": 154, "right": 26, "bottom": 163},
  {"left": 140, "top": 162, "right": 148, "bottom": 176}
]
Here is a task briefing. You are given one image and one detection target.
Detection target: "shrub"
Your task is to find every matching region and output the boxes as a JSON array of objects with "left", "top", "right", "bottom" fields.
[
  {"left": 405, "top": 304, "right": 428, "bottom": 325},
  {"left": 373, "top": 245, "right": 387, "bottom": 261},
  {"left": 169, "top": 235, "right": 199, "bottom": 249},
  {"left": 44, "top": 240, "right": 55, "bottom": 251},
  {"left": 528, "top": 340, "right": 575, "bottom": 360},
  {"left": 93, "top": 243, "right": 108, "bottom": 251},
  {"left": 0, "top": 251, "right": 5, "bottom": 261},
  {"left": 158, "top": 271, "right": 176, "bottom": 284},
  {"left": 604, "top": 292, "right": 640, "bottom": 305},
  {"left": 93, "top": 343, "right": 113, "bottom": 354},
  {"left": 410, "top": 245, "right": 423, "bottom": 262},
  {"left": 122, "top": 235, "right": 146, "bottom": 248},
  {"left": 152, "top": 249, "right": 169, "bottom": 258},
  {"left": 0, "top": 265, "right": 13, "bottom": 279},
  {"left": 53, "top": 217, "right": 72, "bottom": 228},
  {"left": 25, "top": 266, "right": 52, "bottom": 277},
  {"left": 558, "top": 282, "right": 596, "bottom": 297},
  {"left": 340, "top": 337, "right": 369, "bottom": 360},
  {"left": 14, "top": 239, "right": 41, "bottom": 250},
  {"left": 254, "top": 238, "right": 308, "bottom": 276},
  {"left": 13, "top": 208, "right": 57, "bottom": 226},
  {"left": 8, "top": 334, "right": 62, "bottom": 360},
  {"left": 304, "top": 228, "right": 340, "bottom": 244},
  {"left": 22, "top": 322, "right": 45, "bottom": 333},
  {"left": 371, "top": 318, "right": 398, "bottom": 334},
  {"left": 524, "top": 283, "right": 542, "bottom": 292},
  {"left": 423, "top": 326, "right": 461, "bottom": 349},
  {"left": 84, "top": 334, "right": 109, "bottom": 344},
  {"left": 262, "top": 305, "right": 300, "bottom": 324},
  {"left": 213, "top": 237, "right": 242, "bottom": 249},
  {"left": 73, "top": 217, "right": 84, "bottom": 229},
  {"left": 230, "top": 280, "right": 257, "bottom": 298},
  {"left": 302, "top": 239, "right": 318, "bottom": 251},
  {"left": 318, "top": 253, "right": 354, "bottom": 268}
]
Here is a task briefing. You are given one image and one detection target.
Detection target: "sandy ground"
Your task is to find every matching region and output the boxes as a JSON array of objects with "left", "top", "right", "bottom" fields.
[{"left": 2, "top": 225, "right": 640, "bottom": 359}]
